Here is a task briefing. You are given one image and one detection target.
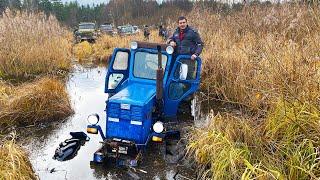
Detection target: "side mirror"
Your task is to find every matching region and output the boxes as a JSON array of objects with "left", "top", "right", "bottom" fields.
[{"left": 179, "top": 63, "right": 188, "bottom": 80}]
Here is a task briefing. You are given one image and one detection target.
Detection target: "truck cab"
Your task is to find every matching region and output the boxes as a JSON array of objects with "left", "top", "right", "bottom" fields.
[
  {"left": 87, "top": 41, "right": 201, "bottom": 165},
  {"left": 74, "top": 22, "right": 98, "bottom": 43}
]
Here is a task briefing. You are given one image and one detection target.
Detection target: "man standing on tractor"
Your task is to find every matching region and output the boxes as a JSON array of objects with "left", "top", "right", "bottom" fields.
[{"left": 167, "top": 16, "right": 204, "bottom": 60}]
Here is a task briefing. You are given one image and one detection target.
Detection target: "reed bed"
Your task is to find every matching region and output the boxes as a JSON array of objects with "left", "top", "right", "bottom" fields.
[
  {"left": 73, "top": 41, "right": 94, "bottom": 62},
  {"left": 0, "top": 77, "right": 73, "bottom": 128},
  {"left": 188, "top": 100, "right": 320, "bottom": 179},
  {"left": 0, "top": 9, "right": 72, "bottom": 81},
  {"left": 73, "top": 30, "right": 164, "bottom": 62},
  {"left": 0, "top": 136, "right": 36, "bottom": 180},
  {"left": 187, "top": 3, "right": 320, "bottom": 180},
  {"left": 188, "top": 4, "right": 320, "bottom": 112}
]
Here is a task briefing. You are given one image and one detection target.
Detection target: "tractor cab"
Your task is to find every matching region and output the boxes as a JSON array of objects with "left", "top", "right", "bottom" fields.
[{"left": 87, "top": 41, "right": 201, "bottom": 166}]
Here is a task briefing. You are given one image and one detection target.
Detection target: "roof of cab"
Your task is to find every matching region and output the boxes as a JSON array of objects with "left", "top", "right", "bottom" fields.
[{"left": 135, "top": 41, "right": 170, "bottom": 51}]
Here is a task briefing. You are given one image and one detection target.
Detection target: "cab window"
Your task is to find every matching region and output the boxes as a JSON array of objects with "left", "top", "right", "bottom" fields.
[
  {"left": 113, "top": 51, "right": 129, "bottom": 70},
  {"left": 133, "top": 51, "right": 167, "bottom": 80},
  {"left": 173, "top": 59, "right": 198, "bottom": 80}
]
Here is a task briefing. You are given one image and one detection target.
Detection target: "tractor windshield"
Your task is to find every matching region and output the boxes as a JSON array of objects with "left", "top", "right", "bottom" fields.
[{"left": 133, "top": 51, "right": 167, "bottom": 80}]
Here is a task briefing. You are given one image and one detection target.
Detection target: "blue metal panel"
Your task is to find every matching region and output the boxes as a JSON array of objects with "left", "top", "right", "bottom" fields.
[
  {"left": 108, "top": 83, "right": 156, "bottom": 106},
  {"left": 106, "top": 82, "right": 155, "bottom": 144},
  {"left": 163, "top": 55, "right": 202, "bottom": 117}
]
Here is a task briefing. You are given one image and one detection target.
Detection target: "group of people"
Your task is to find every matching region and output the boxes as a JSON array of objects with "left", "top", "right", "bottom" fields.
[
  {"left": 143, "top": 25, "right": 169, "bottom": 40},
  {"left": 143, "top": 16, "right": 204, "bottom": 59}
]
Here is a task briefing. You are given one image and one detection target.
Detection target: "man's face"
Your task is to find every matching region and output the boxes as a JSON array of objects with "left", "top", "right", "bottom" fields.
[{"left": 178, "top": 19, "right": 187, "bottom": 30}]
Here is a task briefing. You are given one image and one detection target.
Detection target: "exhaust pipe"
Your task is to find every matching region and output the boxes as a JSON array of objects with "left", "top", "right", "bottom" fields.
[
  {"left": 156, "top": 45, "right": 164, "bottom": 115},
  {"left": 156, "top": 45, "right": 163, "bottom": 100}
]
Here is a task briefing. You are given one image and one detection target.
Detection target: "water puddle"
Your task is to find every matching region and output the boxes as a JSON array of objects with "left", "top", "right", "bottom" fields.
[{"left": 23, "top": 65, "right": 196, "bottom": 180}]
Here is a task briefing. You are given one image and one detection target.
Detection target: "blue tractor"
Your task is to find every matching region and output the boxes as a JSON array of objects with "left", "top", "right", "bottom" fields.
[{"left": 86, "top": 41, "right": 201, "bottom": 166}]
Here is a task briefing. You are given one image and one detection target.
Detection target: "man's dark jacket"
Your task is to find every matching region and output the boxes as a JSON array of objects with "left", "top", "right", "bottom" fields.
[{"left": 169, "top": 26, "right": 204, "bottom": 56}]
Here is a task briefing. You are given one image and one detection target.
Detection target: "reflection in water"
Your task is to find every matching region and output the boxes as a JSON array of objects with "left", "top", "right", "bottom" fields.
[{"left": 23, "top": 65, "right": 196, "bottom": 180}]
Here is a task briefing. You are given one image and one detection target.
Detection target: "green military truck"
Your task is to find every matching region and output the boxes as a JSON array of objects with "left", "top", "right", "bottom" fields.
[{"left": 74, "top": 22, "right": 99, "bottom": 43}]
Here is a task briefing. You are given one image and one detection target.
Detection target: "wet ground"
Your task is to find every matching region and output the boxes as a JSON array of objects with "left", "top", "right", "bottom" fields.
[{"left": 21, "top": 65, "right": 197, "bottom": 180}]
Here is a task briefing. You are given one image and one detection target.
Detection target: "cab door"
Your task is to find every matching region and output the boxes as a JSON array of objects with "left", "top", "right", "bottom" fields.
[
  {"left": 105, "top": 48, "right": 130, "bottom": 94},
  {"left": 163, "top": 55, "right": 201, "bottom": 117}
]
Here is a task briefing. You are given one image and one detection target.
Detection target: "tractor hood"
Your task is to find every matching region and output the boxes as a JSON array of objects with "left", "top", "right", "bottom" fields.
[{"left": 108, "top": 83, "right": 156, "bottom": 106}]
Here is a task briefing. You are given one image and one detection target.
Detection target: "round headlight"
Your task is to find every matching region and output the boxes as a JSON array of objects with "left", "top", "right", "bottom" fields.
[
  {"left": 87, "top": 114, "right": 100, "bottom": 125},
  {"left": 130, "top": 41, "right": 138, "bottom": 49},
  {"left": 153, "top": 121, "right": 164, "bottom": 133},
  {"left": 166, "top": 46, "right": 174, "bottom": 54}
]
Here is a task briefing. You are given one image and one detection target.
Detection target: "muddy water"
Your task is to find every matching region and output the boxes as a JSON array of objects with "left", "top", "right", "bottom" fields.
[{"left": 23, "top": 65, "right": 196, "bottom": 180}]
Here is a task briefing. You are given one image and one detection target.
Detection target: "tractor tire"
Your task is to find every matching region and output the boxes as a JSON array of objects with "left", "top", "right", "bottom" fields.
[{"left": 162, "top": 139, "right": 186, "bottom": 164}]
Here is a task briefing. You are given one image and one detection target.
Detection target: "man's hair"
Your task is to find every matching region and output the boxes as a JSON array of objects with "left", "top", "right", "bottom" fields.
[{"left": 177, "top": 16, "right": 187, "bottom": 22}]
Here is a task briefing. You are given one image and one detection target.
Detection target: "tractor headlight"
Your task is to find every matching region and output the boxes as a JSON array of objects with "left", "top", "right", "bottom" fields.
[
  {"left": 130, "top": 41, "right": 138, "bottom": 49},
  {"left": 166, "top": 46, "right": 174, "bottom": 54},
  {"left": 87, "top": 114, "right": 100, "bottom": 125},
  {"left": 153, "top": 121, "right": 164, "bottom": 133}
]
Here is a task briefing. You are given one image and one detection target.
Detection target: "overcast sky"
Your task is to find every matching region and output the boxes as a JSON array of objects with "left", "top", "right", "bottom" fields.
[{"left": 61, "top": 0, "right": 163, "bottom": 6}]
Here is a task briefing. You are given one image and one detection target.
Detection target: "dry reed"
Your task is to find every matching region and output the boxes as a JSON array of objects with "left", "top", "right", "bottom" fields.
[
  {"left": 0, "top": 136, "right": 36, "bottom": 180},
  {"left": 188, "top": 4, "right": 320, "bottom": 112},
  {"left": 73, "top": 30, "right": 164, "bottom": 62},
  {"left": 188, "top": 100, "right": 320, "bottom": 179},
  {"left": 0, "top": 77, "right": 73, "bottom": 128},
  {"left": 187, "top": 3, "right": 320, "bottom": 180},
  {"left": 0, "top": 9, "right": 72, "bottom": 81}
]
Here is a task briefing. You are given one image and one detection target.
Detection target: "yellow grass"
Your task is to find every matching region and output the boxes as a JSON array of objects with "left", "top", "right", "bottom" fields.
[
  {"left": 188, "top": 4, "right": 320, "bottom": 112},
  {"left": 187, "top": 100, "right": 320, "bottom": 179},
  {"left": 0, "top": 9, "right": 72, "bottom": 81},
  {"left": 0, "top": 77, "right": 73, "bottom": 128},
  {"left": 0, "top": 136, "right": 36, "bottom": 180},
  {"left": 73, "top": 30, "right": 164, "bottom": 62},
  {"left": 187, "top": 3, "right": 320, "bottom": 180},
  {"left": 73, "top": 41, "right": 94, "bottom": 62}
]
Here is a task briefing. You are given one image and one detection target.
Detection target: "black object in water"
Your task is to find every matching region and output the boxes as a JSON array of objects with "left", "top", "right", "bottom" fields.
[{"left": 53, "top": 132, "right": 90, "bottom": 161}]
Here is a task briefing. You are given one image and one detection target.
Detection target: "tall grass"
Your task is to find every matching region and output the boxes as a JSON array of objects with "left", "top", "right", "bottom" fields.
[
  {"left": 187, "top": 100, "right": 320, "bottom": 179},
  {"left": 0, "top": 136, "right": 37, "bottom": 180},
  {"left": 188, "top": 4, "right": 320, "bottom": 112},
  {"left": 73, "top": 31, "right": 164, "bottom": 62},
  {"left": 0, "top": 77, "right": 73, "bottom": 128},
  {"left": 0, "top": 9, "right": 72, "bottom": 81},
  {"left": 187, "top": 3, "right": 320, "bottom": 180}
]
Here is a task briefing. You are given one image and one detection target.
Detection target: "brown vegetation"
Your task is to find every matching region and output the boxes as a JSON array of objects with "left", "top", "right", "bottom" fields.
[
  {"left": 189, "top": 4, "right": 320, "bottom": 112},
  {"left": 0, "top": 9, "right": 72, "bottom": 81},
  {"left": 0, "top": 77, "right": 73, "bottom": 128},
  {"left": 73, "top": 30, "right": 164, "bottom": 62},
  {"left": 0, "top": 136, "right": 37, "bottom": 180},
  {"left": 187, "top": 3, "right": 320, "bottom": 180}
]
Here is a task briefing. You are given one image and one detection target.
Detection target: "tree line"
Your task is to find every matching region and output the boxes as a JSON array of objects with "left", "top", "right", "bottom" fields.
[{"left": 1, "top": 0, "right": 309, "bottom": 28}]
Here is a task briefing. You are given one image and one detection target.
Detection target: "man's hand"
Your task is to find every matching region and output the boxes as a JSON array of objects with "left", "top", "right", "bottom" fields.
[
  {"left": 191, "top": 54, "right": 197, "bottom": 60},
  {"left": 169, "top": 41, "right": 176, "bottom": 47}
]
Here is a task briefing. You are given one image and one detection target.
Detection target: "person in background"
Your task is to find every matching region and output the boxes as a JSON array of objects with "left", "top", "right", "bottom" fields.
[
  {"left": 158, "top": 25, "right": 167, "bottom": 40},
  {"left": 143, "top": 25, "right": 150, "bottom": 40}
]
